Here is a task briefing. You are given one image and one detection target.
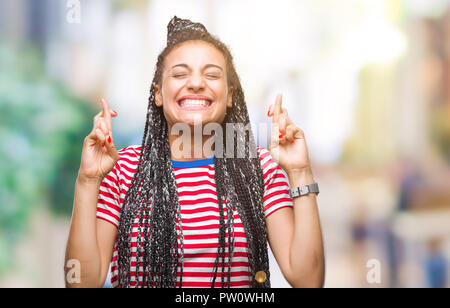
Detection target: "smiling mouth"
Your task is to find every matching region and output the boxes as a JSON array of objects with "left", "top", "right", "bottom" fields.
[{"left": 177, "top": 99, "right": 213, "bottom": 109}]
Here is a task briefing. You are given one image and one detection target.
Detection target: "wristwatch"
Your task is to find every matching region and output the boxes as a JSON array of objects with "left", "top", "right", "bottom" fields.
[{"left": 289, "top": 182, "right": 319, "bottom": 198}]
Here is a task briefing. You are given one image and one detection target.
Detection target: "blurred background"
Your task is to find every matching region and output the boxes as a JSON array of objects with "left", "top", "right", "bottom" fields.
[{"left": 1, "top": 0, "right": 449, "bottom": 288}]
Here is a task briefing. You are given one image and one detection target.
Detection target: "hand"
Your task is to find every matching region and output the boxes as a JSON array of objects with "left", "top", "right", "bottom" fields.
[
  {"left": 78, "top": 98, "right": 119, "bottom": 183},
  {"left": 268, "top": 94, "right": 311, "bottom": 174}
]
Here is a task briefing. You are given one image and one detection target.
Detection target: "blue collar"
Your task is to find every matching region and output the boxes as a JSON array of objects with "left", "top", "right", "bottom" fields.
[{"left": 171, "top": 156, "right": 215, "bottom": 168}]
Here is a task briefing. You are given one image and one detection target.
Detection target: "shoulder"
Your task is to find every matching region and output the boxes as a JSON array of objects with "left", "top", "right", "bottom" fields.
[
  {"left": 256, "top": 146, "right": 272, "bottom": 163},
  {"left": 112, "top": 145, "right": 142, "bottom": 175},
  {"left": 256, "top": 146, "right": 289, "bottom": 186},
  {"left": 256, "top": 147, "right": 293, "bottom": 217},
  {"left": 117, "top": 144, "right": 142, "bottom": 158},
  {"left": 256, "top": 146, "right": 278, "bottom": 171},
  {"left": 116, "top": 145, "right": 142, "bottom": 163}
]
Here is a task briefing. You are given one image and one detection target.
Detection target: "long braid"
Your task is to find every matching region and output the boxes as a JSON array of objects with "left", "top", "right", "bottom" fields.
[
  {"left": 210, "top": 155, "right": 237, "bottom": 288},
  {"left": 211, "top": 156, "right": 226, "bottom": 287},
  {"left": 116, "top": 16, "right": 271, "bottom": 288},
  {"left": 217, "top": 78, "right": 271, "bottom": 288}
]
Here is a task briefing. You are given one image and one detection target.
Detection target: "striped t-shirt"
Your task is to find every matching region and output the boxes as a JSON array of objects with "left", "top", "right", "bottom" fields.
[{"left": 96, "top": 145, "right": 294, "bottom": 288}]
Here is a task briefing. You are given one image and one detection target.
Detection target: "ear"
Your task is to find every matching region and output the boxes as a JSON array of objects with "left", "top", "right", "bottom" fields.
[
  {"left": 154, "top": 84, "right": 163, "bottom": 107},
  {"left": 227, "top": 86, "right": 234, "bottom": 108}
]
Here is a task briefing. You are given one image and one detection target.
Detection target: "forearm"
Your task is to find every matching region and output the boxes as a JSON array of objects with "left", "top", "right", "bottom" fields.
[
  {"left": 65, "top": 176, "right": 103, "bottom": 288},
  {"left": 286, "top": 167, "right": 325, "bottom": 288}
]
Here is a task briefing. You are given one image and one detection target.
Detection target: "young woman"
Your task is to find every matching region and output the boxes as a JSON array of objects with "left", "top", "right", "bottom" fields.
[{"left": 65, "top": 16, "right": 324, "bottom": 288}]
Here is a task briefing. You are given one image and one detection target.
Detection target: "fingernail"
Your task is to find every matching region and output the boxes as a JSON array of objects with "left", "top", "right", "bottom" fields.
[
  {"left": 279, "top": 134, "right": 283, "bottom": 139},
  {"left": 108, "top": 136, "right": 112, "bottom": 143},
  {"left": 267, "top": 106, "right": 273, "bottom": 117},
  {"left": 112, "top": 110, "right": 117, "bottom": 115},
  {"left": 290, "top": 139, "right": 294, "bottom": 143}
]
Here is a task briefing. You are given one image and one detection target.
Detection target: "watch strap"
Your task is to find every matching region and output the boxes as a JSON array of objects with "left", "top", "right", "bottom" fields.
[{"left": 289, "top": 182, "right": 319, "bottom": 198}]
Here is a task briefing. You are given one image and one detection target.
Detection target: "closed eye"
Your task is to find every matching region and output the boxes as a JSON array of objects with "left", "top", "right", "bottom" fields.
[{"left": 206, "top": 74, "right": 220, "bottom": 79}]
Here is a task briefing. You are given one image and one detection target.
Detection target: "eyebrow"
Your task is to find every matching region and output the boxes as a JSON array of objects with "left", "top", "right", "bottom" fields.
[{"left": 171, "top": 63, "right": 223, "bottom": 71}]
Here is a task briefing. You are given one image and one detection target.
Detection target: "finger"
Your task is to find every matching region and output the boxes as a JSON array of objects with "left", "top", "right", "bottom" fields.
[
  {"left": 267, "top": 104, "right": 273, "bottom": 117},
  {"left": 94, "top": 128, "right": 107, "bottom": 147},
  {"left": 101, "top": 98, "right": 113, "bottom": 132},
  {"left": 269, "top": 124, "right": 281, "bottom": 150},
  {"left": 85, "top": 127, "right": 98, "bottom": 143},
  {"left": 279, "top": 110, "right": 288, "bottom": 135},
  {"left": 98, "top": 119, "right": 109, "bottom": 136},
  {"left": 93, "top": 115, "right": 108, "bottom": 135},
  {"left": 95, "top": 108, "right": 117, "bottom": 119},
  {"left": 272, "top": 94, "right": 283, "bottom": 124},
  {"left": 93, "top": 109, "right": 117, "bottom": 129},
  {"left": 285, "top": 124, "right": 296, "bottom": 143},
  {"left": 294, "top": 127, "right": 305, "bottom": 140},
  {"left": 93, "top": 111, "right": 103, "bottom": 127},
  {"left": 278, "top": 129, "right": 288, "bottom": 145},
  {"left": 267, "top": 103, "right": 279, "bottom": 117},
  {"left": 282, "top": 108, "right": 293, "bottom": 125},
  {"left": 270, "top": 116, "right": 281, "bottom": 150}
]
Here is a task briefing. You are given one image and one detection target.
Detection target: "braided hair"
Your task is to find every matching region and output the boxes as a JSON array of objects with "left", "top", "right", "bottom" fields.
[{"left": 116, "top": 16, "right": 270, "bottom": 288}]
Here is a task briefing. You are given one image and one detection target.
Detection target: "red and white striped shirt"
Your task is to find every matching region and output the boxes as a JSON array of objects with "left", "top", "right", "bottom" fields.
[{"left": 97, "top": 145, "right": 293, "bottom": 288}]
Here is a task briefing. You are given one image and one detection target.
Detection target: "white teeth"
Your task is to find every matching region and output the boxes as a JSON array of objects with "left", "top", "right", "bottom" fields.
[{"left": 179, "top": 99, "right": 210, "bottom": 107}]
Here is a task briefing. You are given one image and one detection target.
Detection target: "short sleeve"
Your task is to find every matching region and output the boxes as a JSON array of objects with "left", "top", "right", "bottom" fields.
[
  {"left": 96, "top": 145, "right": 142, "bottom": 228},
  {"left": 257, "top": 147, "right": 294, "bottom": 218},
  {"left": 96, "top": 163, "right": 122, "bottom": 228}
]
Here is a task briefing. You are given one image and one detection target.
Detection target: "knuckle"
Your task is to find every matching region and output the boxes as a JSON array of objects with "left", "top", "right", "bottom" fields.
[{"left": 93, "top": 118, "right": 101, "bottom": 127}]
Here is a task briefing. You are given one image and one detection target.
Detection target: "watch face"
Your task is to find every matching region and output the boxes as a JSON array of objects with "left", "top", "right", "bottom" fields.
[{"left": 300, "top": 186, "right": 309, "bottom": 195}]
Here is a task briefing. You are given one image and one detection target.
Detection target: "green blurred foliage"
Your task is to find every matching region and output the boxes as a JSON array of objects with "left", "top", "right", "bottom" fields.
[{"left": 0, "top": 42, "right": 95, "bottom": 275}]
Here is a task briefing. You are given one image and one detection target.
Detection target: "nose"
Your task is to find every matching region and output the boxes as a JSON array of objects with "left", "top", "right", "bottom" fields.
[{"left": 186, "top": 73, "right": 206, "bottom": 91}]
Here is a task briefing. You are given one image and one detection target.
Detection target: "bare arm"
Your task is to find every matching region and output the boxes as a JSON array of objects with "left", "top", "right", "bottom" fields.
[
  {"left": 65, "top": 177, "right": 118, "bottom": 287},
  {"left": 266, "top": 167, "right": 324, "bottom": 288},
  {"left": 266, "top": 94, "right": 325, "bottom": 288},
  {"left": 64, "top": 99, "right": 120, "bottom": 288}
]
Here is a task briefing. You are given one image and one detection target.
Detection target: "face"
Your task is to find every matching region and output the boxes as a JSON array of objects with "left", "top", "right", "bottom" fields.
[{"left": 154, "top": 40, "right": 233, "bottom": 129}]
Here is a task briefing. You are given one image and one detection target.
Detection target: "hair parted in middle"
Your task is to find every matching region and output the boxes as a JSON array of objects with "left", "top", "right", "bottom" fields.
[{"left": 116, "top": 16, "right": 271, "bottom": 288}]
